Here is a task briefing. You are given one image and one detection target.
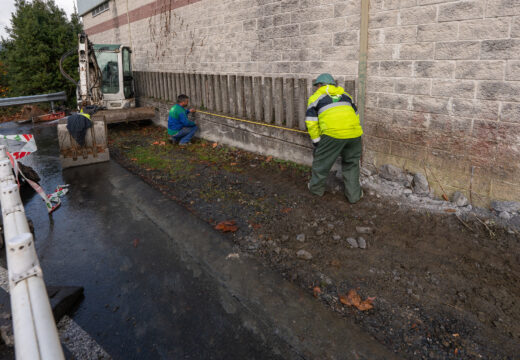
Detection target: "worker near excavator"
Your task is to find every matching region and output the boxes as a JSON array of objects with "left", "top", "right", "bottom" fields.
[
  {"left": 305, "top": 73, "right": 363, "bottom": 203},
  {"left": 168, "top": 94, "right": 197, "bottom": 146}
]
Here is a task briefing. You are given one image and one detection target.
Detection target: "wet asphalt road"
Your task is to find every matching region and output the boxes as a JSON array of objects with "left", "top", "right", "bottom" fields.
[{"left": 0, "top": 121, "right": 283, "bottom": 359}]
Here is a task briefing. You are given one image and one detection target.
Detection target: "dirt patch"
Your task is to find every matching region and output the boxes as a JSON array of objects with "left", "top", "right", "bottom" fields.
[{"left": 108, "top": 123, "right": 520, "bottom": 359}]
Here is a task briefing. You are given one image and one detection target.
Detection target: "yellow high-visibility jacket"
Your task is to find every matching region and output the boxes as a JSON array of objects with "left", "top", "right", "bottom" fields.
[{"left": 305, "top": 85, "right": 363, "bottom": 143}]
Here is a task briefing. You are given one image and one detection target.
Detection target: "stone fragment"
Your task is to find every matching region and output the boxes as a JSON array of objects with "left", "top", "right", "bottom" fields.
[
  {"left": 282, "top": 235, "right": 289, "bottom": 241},
  {"left": 490, "top": 201, "right": 520, "bottom": 213},
  {"left": 316, "top": 229, "right": 324, "bottom": 236},
  {"left": 379, "top": 164, "right": 410, "bottom": 186},
  {"left": 452, "top": 191, "right": 469, "bottom": 207},
  {"left": 412, "top": 173, "right": 429, "bottom": 195},
  {"left": 356, "top": 226, "right": 373, "bottom": 234},
  {"left": 296, "top": 233, "right": 306, "bottom": 242},
  {"left": 333, "top": 234, "right": 341, "bottom": 241},
  {"left": 347, "top": 237, "right": 358, "bottom": 248},
  {"left": 327, "top": 223, "right": 334, "bottom": 230},
  {"left": 358, "top": 237, "right": 367, "bottom": 249},
  {"left": 296, "top": 249, "right": 313, "bottom": 260},
  {"left": 499, "top": 211, "right": 511, "bottom": 220}
]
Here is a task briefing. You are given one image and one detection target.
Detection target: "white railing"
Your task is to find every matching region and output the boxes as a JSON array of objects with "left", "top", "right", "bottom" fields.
[{"left": 0, "top": 145, "right": 64, "bottom": 359}]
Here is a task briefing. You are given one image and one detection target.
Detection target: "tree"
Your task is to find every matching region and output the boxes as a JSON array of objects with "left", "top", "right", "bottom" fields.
[{"left": 1, "top": 0, "right": 83, "bottom": 105}]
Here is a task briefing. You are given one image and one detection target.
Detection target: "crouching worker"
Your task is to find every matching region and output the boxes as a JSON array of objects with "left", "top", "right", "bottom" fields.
[
  {"left": 306, "top": 73, "right": 363, "bottom": 204},
  {"left": 168, "top": 94, "right": 197, "bottom": 146}
]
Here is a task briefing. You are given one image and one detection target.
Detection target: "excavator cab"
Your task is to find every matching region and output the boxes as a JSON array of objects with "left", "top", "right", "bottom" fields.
[{"left": 93, "top": 44, "right": 135, "bottom": 109}]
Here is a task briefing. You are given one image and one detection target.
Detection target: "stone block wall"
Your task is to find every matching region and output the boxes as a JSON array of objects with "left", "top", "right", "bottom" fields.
[
  {"left": 81, "top": 0, "right": 520, "bottom": 206},
  {"left": 364, "top": 0, "right": 520, "bottom": 205}
]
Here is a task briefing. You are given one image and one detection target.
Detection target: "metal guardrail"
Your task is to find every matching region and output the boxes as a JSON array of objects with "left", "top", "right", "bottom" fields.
[
  {"left": 0, "top": 92, "right": 67, "bottom": 107},
  {"left": 0, "top": 146, "right": 65, "bottom": 359}
]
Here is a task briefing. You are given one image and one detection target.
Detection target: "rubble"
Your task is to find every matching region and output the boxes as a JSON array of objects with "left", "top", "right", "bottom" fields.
[
  {"left": 490, "top": 201, "right": 520, "bottom": 214},
  {"left": 412, "top": 173, "right": 429, "bottom": 195},
  {"left": 346, "top": 238, "right": 358, "bottom": 248},
  {"left": 379, "top": 164, "right": 410, "bottom": 187},
  {"left": 296, "top": 249, "right": 312, "bottom": 260},
  {"left": 452, "top": 191, "right": 469, "bottom": 207},
  {"left": 358, "top": 237, "right": 367, "bottom": 249}
]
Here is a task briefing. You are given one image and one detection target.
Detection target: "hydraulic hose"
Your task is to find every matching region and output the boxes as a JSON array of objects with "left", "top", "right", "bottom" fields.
[{"left": 59, "top": 48, "right": 79, "bottom": 86}]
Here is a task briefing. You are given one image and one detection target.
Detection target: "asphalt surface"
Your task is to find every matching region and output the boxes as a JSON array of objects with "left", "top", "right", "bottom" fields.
[{"left": 0, "top": 120, "right": 396, "bottom": 360}]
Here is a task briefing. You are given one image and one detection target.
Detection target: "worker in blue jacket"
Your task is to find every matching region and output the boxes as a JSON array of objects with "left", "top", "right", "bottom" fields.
[{"left": 168, "top": 94, "right": 197, "bottom": 146}]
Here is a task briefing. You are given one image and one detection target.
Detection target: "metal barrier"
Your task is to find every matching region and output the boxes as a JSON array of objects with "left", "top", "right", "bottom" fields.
[
  {"left": 0, "top": 145, "right": 64, "bottom": 359},
  {"left": 0, "top": 92, "right": 67, "bottom": 109}
]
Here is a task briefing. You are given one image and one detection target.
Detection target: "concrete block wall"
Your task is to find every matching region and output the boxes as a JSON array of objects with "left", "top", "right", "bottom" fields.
[
  {"left": 81, "top": 0, "right": 520, "bottom": 205},
  {"left": 364, "top": 0, "right": 520, "bottom": 205},
  {"left": 83, "top": 0, "right": 361, "bottom": 80}
]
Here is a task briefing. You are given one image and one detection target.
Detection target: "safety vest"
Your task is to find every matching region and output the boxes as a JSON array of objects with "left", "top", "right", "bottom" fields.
[
  {"left": 79, "top": 109, "right": 91, "bottom": 120},
  {"left": 305, "top": 85, "right": 363, "bottom": 142}
]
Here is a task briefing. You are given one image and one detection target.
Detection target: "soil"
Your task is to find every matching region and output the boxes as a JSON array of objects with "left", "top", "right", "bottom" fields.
[{"left": 108, "top": 122, "right": 520, "bottom": 359}]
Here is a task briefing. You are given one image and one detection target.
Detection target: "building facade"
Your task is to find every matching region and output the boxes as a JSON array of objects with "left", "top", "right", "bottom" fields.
[{"left": 79, "top": 0, "right": 520, "bottom": 206}]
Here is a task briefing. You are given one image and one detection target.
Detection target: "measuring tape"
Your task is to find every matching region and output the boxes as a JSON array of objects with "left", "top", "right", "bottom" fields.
[{"left": 196, "top": 110, "right": 308, "bottom": 134}]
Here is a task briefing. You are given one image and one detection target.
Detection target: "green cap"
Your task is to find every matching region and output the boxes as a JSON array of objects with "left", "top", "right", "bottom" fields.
[{"left": 313, "top": 73, "right": 336, "bottom": 86}]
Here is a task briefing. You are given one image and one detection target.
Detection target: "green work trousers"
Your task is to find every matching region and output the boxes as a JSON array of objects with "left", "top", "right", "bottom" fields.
[{"left": 309, "top": 135, "right": 362, "bottom": 203}]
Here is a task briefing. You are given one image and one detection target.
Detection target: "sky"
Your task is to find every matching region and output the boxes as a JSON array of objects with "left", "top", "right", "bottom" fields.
[{"left": 0, "top": 0, "right": 78, "bottom": 40}]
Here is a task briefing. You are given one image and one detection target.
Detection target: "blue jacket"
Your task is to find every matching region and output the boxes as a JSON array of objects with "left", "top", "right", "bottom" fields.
[{"left": 167, "top": 104, "right": 195, "bottom": 135}]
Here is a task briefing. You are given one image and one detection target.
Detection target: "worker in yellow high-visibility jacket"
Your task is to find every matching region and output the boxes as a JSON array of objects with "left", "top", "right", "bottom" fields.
[{"left": 305, "top": 73, "right": 363, "bottom": 203}]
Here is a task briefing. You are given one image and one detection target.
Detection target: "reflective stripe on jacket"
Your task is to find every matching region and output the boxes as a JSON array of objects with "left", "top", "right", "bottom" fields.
[{"left": 305, "top": 85, "right": 363, "bottom": 142}]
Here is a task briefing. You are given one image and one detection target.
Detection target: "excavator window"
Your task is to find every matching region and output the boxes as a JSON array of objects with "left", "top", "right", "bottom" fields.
[
  {"left": 96, "top": 51, "right": 120, "bottom": 94},
  {"left": 122, "top": 47, "right": 134, "bottom": 99}
]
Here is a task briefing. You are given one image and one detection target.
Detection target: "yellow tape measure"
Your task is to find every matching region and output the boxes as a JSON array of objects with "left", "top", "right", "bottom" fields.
[{"left": 197, "top": 110, "right": 308, "bottom": 134}]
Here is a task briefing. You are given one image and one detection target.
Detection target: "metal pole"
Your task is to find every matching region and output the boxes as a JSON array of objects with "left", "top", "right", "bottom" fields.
[
  {"left": 357, "top": 0, "right": 370, "bottom": 127},
  {"left": 0, "top": 146, "right": 65, "bottom": 360}
]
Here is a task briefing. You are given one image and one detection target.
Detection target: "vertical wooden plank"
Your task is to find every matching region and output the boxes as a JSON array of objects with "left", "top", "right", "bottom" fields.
[
  {"left": 161, "top": 72, "right": 167, "bottom": 99},
  {"left": 236, "top": 75, "right": 245, "bottom": 118},
  {"left": 228, "top": 75, "right": 236, "bottom": 116},
  {"left": 220, "top": 75, "right": 229, "bottom": 114},
  {"left": 207, "top": 75, "right": 215, "bottom": 111},
  {"left": 297, "top": 78, "right": 308, "bottom": 130},
  {"left": 179, "top": 73, "right": 185, "bottom": 94},
  {"left": 253, "top": 76, "right": 263, "bottom": 122},
  {"left": 197, "top": 74, "right": 203, "bottom": 108},
  {"left": 189, "top": 74, "right": 196, "bottom": 105},
  {"left": 200, "top": 74, "right": 207, "bottom": 109},
  {"left": 154, "top": 72, "right": 160, "bottom": 99},
  {"left": 285, "top": 78, "right": 295, "bottom": 128},
  {"left": 214, "top": 75, "right": 222, "bottom": 112},
  {"left": 166, "top": 73, "right": 172, "bottom": 101},
  {"left": 170, "top": 73, "right": 177, "bottom": 101},
  {"left": 244, "top": 76, "right": 253, "bottom": 120},
  {"left": 344, "top": 79, "right": 356, "bottom": 102},
  {"left": 133, "top": 72, "right": 140, "bottom": 97},
  {"left": 274, "top": 77, "right": 284, "bottom": 125},
  {"left": 263, "top": 77, "right": 273, "bottom": 124},
  {"left": 184, "top": 73, "right": 191, "bottom": 97},
  {"left": 150, "top": 72, "right": 155, "bottom": 98},
  {"left": 175, "top": 73, "right": 181, "bottom": 98}
]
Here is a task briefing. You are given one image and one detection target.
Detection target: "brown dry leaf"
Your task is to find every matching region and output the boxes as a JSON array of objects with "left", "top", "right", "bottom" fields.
[
  {"left": 265, "top": 156, "right": 273, "bottom": 162},
  {"left": 230, "top": 162, "right": 238, "bottom": 166},
  {"left": 152, "top": 141, "right": 159, "bottom": 145},
  {"left": 215, "top": 220, "right": 238, "bottom": 233},
  {"left": 212, "top": 142, "right": 218, "bottom": 148},
  {"left": 313, "top": 286, "right": 321, "bottom": 298},
  {"left": 339, "top": 289, "right": 375, "bottom": 311},
  {"left": 331, "top": 259, "right": 341, "bottom": 267},
  {"left": 130, "top": 158, "right": 137, "bottom": 161},
  {"left": 133, "top": 239, "right": 139, "bottom": 248},
  {"left": 444, "top": 208, "right": 457, "bottom": 213},
  {"left": 442, "top": 194, "right": 449, "bottom": 201},
  {"left": 280, "top": 207, "right": 292, "bottom": 214}
]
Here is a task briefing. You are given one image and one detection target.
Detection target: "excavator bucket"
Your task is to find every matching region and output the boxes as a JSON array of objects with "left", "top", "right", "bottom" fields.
[
  {"left": 58, "top": 116, "right": 109, "bottom": 169},
  {"left": 92, "top": 107, "right": 155, "bottom": 124}
]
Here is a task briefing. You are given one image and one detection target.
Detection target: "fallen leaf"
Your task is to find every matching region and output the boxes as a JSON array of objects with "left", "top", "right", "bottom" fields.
[
  {"left": 442, "top": 194, "right": 449, "bottom": 201},
  {"left": 226, "top": 253, "right": 240, "bottom": 260},
  {"left": 444, "top": 208, "right": 457, "bottom": 213},
  {"left": 339, "top": 289, "right": 375, "bottom": 311},
  {"left": 152, "top": 141, "right": 159, "bottom": 145},
  {"left": 212, "top": 142, "right": 218, "bottom": 148},
  {"left": 230, "top": 162, "right": 238, "bottom": 166},
  {"left": 313, "top": 286, "right": 321, "bottom": 298},
  {"left": 130, "top": 158, "right": 137, "bottom": 161},
  {"left": 215, "top": 220, "right": 238, "bottom": 233},
  {"left": 133, "top": 239, "right": 139, "bottom": 248},
  {"left": 331, "top": 259, "right": 341, "bottom": 267},
  {"left": 281, "top": 207, "right": 292, "bottom": 214},
  {"left": 452, "top": 333, "right": 459, "bottom": 337}
]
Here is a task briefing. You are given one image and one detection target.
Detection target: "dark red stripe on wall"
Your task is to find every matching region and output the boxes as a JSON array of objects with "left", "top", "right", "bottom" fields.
[{"left": 85, "top": 0, "right": 201, "bottom": 35}]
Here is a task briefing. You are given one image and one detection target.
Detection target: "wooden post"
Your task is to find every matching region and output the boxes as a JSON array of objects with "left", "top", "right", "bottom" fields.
[
  {"left": 263, "top": 77, "right": 273, "bottom": 124},
  {"left": 228, "top": 75, "right": 236, "bottom": 116},
  {"left": 214, "top": 75, "right": 222, "bottom": 112},
  {"left": 244, "top": 76, "right": 253, "bottom": 119},
  {"left": 189, "top": 74, "right": 196, "bottom": 105},
  {"left": 274, "top": 77, "right": 284, "bottom": 125},
  {"left": 285, "top": 78, "right": 295, "bottom": 128},
  {"left": 220, "top": 75, "right": 229, "bottom": 114},
  {"left": 236, "top": 75, "right": 245, "bottom": 118},
  {"left": 253, "top": 77, "right": 263, "bottom": 122},
  {"left": 297, "top": 78, "right": 308, "bottom": 130},
  {"left": 195, "top": 74, "right": 202, "bottom": 108},
  {"left": 207, "top": 75, "right": 215, "bottom": 111},
  {"left": 175, "top": 73, "right": 181, "bottom": 99}
]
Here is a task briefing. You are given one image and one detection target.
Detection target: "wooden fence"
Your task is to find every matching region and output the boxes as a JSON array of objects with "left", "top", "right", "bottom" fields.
[{"left": 133, "top": 71, "right": 356, "bottom": 131}]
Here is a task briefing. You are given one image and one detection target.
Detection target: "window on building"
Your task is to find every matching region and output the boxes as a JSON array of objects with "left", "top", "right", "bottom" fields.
[{"left": 92, "top": 2, "right": 109, "bottom": 17}]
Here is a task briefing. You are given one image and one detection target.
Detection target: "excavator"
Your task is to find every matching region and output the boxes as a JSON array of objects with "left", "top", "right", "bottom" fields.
[{"left": 58, "top": 32, "right": 155, "bottom": 168}]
